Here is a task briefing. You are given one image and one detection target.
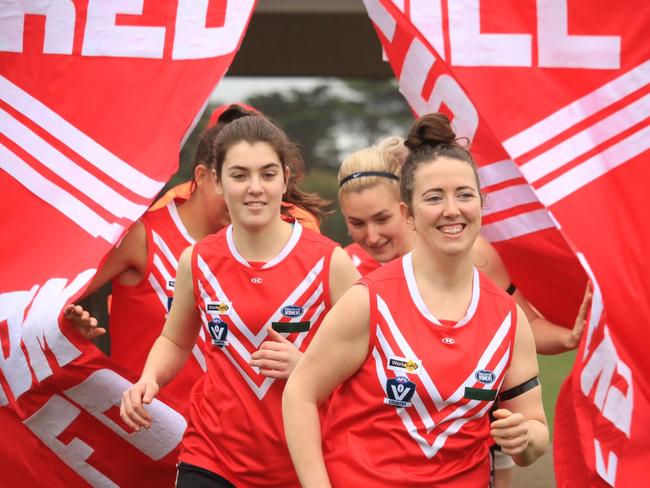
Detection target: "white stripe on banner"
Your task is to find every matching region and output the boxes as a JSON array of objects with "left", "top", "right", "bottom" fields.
[
  {"left": 478, "top": 159, "right": 521, "bottom": 188},
  {"left": 482, "top": 184, "right": 539, "bottom": 217},
  {"left": 0, "top": 107, "right": 147, "bottom": 220},
  {"left": 364, "top": 0, "right": 397, "bottom": 42},
  {"left": 0, "top": 75, "right": 164, "bottom": 198},
  {"left": 536, "top": 124, "right": 650, "bottom": 207},
  {"left": 503, "top": 60, "right": 650, "bottom": 158},
  {"left": 481, "top": 209, "right": 557, "bottom": 242},
  {"left": 520, "top": 93, "right": 650, "bottom": 183},
  {"left": 0, "top": 143, "right": 125, "bottom": 242}
]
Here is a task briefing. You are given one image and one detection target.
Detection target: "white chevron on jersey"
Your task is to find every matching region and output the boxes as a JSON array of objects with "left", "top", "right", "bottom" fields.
[
  {"left": 372, "top": 291, "right": 513, "bottom": 459},
  {"left": 403, "top": 253, "right": 480, "bottom": 328},
  {"left": 196, "top": 254, "right": 324, "bottom": 346},
  {"left": 376, "top": 294, "right": 513, "bottom": 410},
  {"left": 195, "top": 253, "right": 326, "bottom": 399},
  {"left": 226, "top": 222, "right": 302, "bottom": 269}
]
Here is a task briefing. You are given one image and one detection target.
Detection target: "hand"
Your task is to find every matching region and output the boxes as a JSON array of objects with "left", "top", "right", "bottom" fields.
[
  {"left": 120, "top": 380, "right": 160, "bottom": 431},
  {"left": 249, "top": 327, "right": 303, "bottom": 380},
  {"left": 63, "top": 304, "right": 106, "bottom": 340},
  {"left": 567, "top": 282, "right": 592, "bottom": 349},
  {"left": 490, "top": 408, "right": 531, "bottom": 456}
]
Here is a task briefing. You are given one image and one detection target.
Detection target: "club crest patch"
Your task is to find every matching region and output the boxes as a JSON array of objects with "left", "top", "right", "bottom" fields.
[
  {"left": 207, "top": 318, "right": 229, "bottom": 347},
  {"left": 384, "top": 376, "right": 416, "bottom": 408}
]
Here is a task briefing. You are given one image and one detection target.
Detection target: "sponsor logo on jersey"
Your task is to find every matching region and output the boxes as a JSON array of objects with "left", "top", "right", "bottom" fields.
[
  {"left": 387, "top": 355, "right": 422, "bottom": 376},
  {"left": 207, "top": 318, "right": 229, "bottom": 347},
  {"left": 384, "top": 376, "right": 416, "bottom": 408},
  {"left": 475, "top": 369, "right": 496, "bottom": 384},
  {"left": 281, "top": 305, "right": 304, "bottom": 318},
  {"left": 166, "top": 279, "right": 175, "bottom": 290},
  {"left": 207, "top": 301, "right": 231, "bottom": 315},
  {"left": 251, "top": 277, "right": 263, "bottom": 284},
  {"left": 441, "top": 337, "right": 456, "bottom": 345}
]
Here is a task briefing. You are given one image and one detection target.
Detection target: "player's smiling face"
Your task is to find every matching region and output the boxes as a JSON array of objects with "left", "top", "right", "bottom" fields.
[
  {"left": 217, "top": 141, "right": 287, "bottom": 230},
  {"left": 340, "top": 183, "right": 412, "bottom": 263},
  {"left": 410, "top": 156, "right": 481, "bottom": 256}
]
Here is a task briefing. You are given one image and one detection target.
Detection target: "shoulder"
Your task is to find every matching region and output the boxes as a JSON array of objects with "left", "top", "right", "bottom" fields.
[
  {"left": 195, "top": 226, "right": 227, "bottom": 251},
  {"left": 478, "top": 270, "right": 516, "bottom": 310},
  {"left": 362, "top": 256, "right": 403, "bottom": 285},
  {"left": 300, "top": 226, "right": 338, "bottom": 248}
]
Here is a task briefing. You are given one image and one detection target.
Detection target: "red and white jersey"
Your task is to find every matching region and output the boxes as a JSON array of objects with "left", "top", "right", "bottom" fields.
[
  {"left": 110, "top": 199, "right": 207, "bottom": 413},
  {"left": 181, "top": 222, "right": 337, "bottom": 487},
  {"left": 344, "top": 242, "right": 381, "bottom": 276},
  {"left": 323, "top": 253, "right": 517, "bottom": 488}
]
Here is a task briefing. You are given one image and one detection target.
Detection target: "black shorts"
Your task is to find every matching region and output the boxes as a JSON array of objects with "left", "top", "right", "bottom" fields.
[{"left": 176, "top": 462, "right": 236, "bottom": 488}]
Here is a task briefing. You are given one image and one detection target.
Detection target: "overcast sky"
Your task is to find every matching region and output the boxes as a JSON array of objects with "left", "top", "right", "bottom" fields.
[{"left": 210, "top": 76, "right": 325, "bottom": 103}]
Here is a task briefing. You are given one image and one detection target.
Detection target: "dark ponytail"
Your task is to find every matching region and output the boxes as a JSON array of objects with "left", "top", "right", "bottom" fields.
[{"left": 401, "top": 113, "right": 481, "bottom": 208}]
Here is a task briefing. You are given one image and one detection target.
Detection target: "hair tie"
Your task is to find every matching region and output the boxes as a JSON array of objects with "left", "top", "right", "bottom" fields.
[{"left": 339, "top": 171, "right": 399, "bottom": 188}]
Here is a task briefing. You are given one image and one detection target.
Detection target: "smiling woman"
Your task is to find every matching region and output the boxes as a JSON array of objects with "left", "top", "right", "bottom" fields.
[
  {"left": 282, "top": 113, "right": 549, "bottom": 488},
  {"left": 118, "top": 115, "right": 360, "bottom": 487}
]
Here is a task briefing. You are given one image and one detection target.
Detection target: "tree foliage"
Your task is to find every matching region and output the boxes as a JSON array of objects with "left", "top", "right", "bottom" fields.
[{"left": 169, "top": 78, "right": 412, "bottom": 244}]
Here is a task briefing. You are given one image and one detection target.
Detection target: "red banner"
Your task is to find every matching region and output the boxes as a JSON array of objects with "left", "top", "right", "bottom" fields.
[
  {"left": 363, "top": 0, "right": 649, "bottom": 486},
  {"left": 0, "top": 1, "right": 255, "bottom": 485}
]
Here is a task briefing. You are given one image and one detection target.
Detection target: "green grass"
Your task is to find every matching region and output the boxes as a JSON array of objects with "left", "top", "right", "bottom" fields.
[{"left": 537, "top": 350, "right": 576, "bottom": 438}]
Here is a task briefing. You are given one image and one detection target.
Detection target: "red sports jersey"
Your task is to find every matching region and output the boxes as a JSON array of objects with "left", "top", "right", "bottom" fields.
[
  {"left": 323, "top": 253, "right": 517, "bottom": 487},
  {"left": 109, "top": 199, "right": 207, "bottom": 414},
  {"left": 181, "top": 222, "right": 337, "bottom": 487},
  {"left": 344, "top": 242, "right": 381, "bottom": 276}
]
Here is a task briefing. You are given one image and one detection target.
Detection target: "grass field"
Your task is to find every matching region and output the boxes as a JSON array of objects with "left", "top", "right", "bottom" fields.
[{"left": 538, "top": 350, "right": 576, "bottom": 438}]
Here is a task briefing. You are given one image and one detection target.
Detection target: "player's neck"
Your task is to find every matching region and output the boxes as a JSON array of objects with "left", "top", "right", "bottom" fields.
[{"left": 231, "top": 218, "right": 294, "bottom": 264}]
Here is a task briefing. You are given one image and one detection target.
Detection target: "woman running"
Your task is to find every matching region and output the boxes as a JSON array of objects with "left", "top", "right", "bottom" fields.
[
  {"left": 283, "top": 113, "right": 549, "bottom": 487},
  {"left": 119, "top": 114, "right": 359, "bottom": 487},
  {"left": 338, "top": 136, "right": 590, "bottom": 356}
]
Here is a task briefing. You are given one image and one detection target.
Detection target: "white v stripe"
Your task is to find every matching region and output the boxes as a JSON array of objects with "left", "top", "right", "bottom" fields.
[
  {"left": 197, "top": 254, "right": 324, "bottom": 347},
  {"left": 375, "top": 295, "right": 512, "bottom": 409}
]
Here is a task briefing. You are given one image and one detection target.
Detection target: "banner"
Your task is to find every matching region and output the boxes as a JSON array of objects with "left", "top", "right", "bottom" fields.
[
  {"left": 363, "top": 0, "right": 648, "bottom": 486},
  {"left": 0, "top": 1, "right": 256, "bottom": 485}
]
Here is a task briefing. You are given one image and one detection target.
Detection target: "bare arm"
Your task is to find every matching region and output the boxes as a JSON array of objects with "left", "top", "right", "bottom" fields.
[
  {"left": 328, "top": 246, "right": 362, "bottom": 305},
  {"left": 283, "top": 284, "right": 370, "bottom": 488},
  {"left": 120, "top": 246, "right": 201, "bottom": 430},
  {"left": 473, "top": 235, "right": 591, "bottom": 354},
  {"left": 491, "top": 305, "right": 549, "bottom": 466},
  {"left": 66, "top": 222, "right": 148, "bottom": 339}
]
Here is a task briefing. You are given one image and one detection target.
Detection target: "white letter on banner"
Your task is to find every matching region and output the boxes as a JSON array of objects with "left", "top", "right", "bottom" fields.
[
  {"left": 594, "top": 439, "right": 618, "bottom": 486},
  {"left": 64, "top": 369, "right": 186, "bottom": 460},
  {"left": 363, "top": 0, "right": 396, "bottom": 43},
  {"left": 398, "top": 38, "right": 436, "bottom": 116},
  {"left": 0, "top": 287, "right": 39, "bottom": 406},
  {"left": 83, "top": 0, "right": 165, "bottom": 58},
  {"left": 23, "top": 395, "right": 118, "bottom": 488},
  {"left": 409, "top": 0, "right": 444, "bottom": 59},
  {"left": 0, "top": 0, "right": 75, "bottom": 54},
  {"left": 172, "top": 0, "right": 255, "bottom": 60},
  {"left": 427, "top": 75, "right": 479, "bottom": 141},
  {"left": 448, "top": 0, "right": 531, "bottom": 67},
  {"left": 21, "top": 271, "right": 96, "bottom": 382},
  {"left": 580, "top": 328, "right": 633, "bottom": 437},
  {"left": 537, "top": 0, "right": 620, "bottom": 69}
]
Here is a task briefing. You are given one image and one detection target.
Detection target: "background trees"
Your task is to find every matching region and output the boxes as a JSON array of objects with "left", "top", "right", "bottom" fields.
[{"left": 173, "top": 78, "right": 412, "bottom": 243}]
